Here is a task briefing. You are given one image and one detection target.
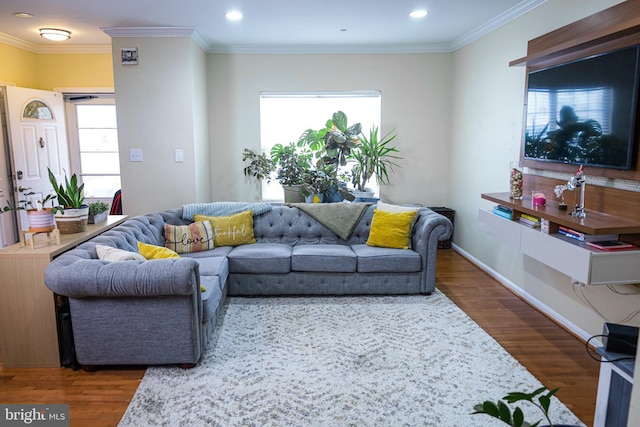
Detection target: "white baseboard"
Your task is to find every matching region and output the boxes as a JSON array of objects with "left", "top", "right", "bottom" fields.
[{"left": 450, "top": 243, "right": 602, "bottom": 348}]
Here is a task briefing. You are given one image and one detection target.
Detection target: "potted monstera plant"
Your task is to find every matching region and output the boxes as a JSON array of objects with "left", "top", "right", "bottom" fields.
[{"left": 48, "top": 168, "right": 89, "bottom": 234}]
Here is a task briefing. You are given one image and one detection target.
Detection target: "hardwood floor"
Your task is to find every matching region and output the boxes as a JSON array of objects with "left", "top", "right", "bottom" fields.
[
  {"left": 436, "top": 249, "right": 599, "bottom": 426},
  {"left": 0, "top": 249, "right": 599, "bottom": 426}
]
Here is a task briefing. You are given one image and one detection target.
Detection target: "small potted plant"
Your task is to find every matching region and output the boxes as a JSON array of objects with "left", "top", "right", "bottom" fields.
[
  {"left": 88, "top": 201, "right": 110, "bottom": 224},
  {"left": 48, "top": 168, "right": 89, "bottom": 234},
  {"left": 473, "top": 387, "right": 579, "bottom": 427},
  {"left": 349, "top": 125, "right": 401, "bottom": 198},
  {"left": 270, "top": 142, "right": 312, "bottom": 203},
  {"left": 301, "top": 169, "right": 335, "bottom": 203},
  {"left": 1, "top": 192, "right": 57, "bottom": 232}
]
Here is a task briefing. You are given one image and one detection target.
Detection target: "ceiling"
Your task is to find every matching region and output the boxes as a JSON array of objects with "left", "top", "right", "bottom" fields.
[{"left": 0, "top": 0, "right": 545, "bottom": 54}]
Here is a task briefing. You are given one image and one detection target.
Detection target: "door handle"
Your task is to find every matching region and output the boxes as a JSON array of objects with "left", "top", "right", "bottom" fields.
[{"left": 18, "top": 185, "right": 32, "bottom": 192}]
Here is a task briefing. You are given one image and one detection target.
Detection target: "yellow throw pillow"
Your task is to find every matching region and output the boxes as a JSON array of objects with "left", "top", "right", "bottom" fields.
[
  {"left": 195, "top": 210, "right": 256, "bottom": 247},
  {"left": 366, "top": 209, "right": 418, "bottom": 250},
  {"left": 165, "top": 221, "right": 215, "bottom": 254},
  {"left": 136, "top": 241, "right": 206, "bottom": 292},
  {"left": 137, "top": 241, "right": 180, "bottom": 259}
]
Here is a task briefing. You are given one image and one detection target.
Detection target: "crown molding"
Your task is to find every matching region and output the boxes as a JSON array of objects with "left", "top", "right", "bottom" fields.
[
  {"left": 101, "top": 26, "right": 209, "bottom": 51},
  {"left": 0, "top": 32, "right": 39, "bottom": 53},
  {"left": 450, "top": 0, "right": 547, "bottom": 51},
  {"left": 207, "top": 43, "right": 452, "bottom": 55}
]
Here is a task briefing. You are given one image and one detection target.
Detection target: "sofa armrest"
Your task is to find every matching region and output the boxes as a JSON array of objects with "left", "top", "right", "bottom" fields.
[
  {"left": 411, "top": 208, "right": 453, "bottom": 293},
  {"left": 45, "top": 252, "right": 200, "bottom": 298}
]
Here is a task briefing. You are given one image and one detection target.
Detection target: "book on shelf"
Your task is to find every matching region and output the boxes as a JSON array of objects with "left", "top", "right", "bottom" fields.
[
  {"left": 557, "top": 226, "right": 618, "bottom": 242},
  {"left": 492, "top": 205, "right": 513, "bottom": 220},
  {"left": 520, "top": 213, "right": 541, "bottom": 223},
  {"left": 585, "top": 240, "right": 638, "bottom": 251},
  {"left": 518, "top": 217, "right": 540, "bottom": 228}
]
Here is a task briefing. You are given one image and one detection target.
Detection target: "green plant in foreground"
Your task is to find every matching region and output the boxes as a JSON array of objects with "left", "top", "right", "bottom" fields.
[{"left": 472, "top": 387, "right": 559, "bottom": 427}]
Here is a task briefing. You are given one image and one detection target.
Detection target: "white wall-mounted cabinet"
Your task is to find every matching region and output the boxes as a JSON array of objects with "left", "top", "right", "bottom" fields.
[{"left": 479, "top": 193, "right": 640, "bottom": 287}]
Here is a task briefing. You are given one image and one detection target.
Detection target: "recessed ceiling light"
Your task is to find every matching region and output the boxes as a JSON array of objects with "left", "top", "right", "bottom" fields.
[
  {"left": 410, "top": 10, "right": 429, "bottom": 18},
  {"left": 225, "top": 11, "right": 243, "bottom": 21},
  {"left": 39, "top": 28, "right": 71, "bottom": 41},
  {"left": 13, "top": 12, "right": 34, "bottom": 19}
]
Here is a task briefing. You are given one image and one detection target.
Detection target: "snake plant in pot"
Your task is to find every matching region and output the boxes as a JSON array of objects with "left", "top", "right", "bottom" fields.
[{"left": 48, "top": 168, "right": 89, "bottom": 234}]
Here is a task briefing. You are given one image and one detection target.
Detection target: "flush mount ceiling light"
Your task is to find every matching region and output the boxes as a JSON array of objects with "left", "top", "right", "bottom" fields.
[
  {"left": 13, "top": 12, "right": 34, "bottom": 19},
  {"left": 225, "top": 11, "right": 243, "bottom": 21},
  {"left": 409, "top": 10, "right": 429, "bottom": 18},
  {"left": 39, "top": 28, "right": 71, "bottom": 41}
]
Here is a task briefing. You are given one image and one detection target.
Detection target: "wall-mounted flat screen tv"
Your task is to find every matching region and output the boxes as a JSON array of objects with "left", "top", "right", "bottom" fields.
[{"left": 524, "top": 45, "right": 640, "bottom": 170}]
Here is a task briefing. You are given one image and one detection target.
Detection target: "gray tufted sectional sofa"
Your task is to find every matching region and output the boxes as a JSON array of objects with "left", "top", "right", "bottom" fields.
[{"left": 44, "top": 204, "right": 452, "bottom": 369}]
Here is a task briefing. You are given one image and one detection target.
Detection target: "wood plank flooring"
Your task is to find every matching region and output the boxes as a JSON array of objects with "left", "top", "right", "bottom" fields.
[{"left": 0, "top": 249, "right": 599, "bottom": 426}]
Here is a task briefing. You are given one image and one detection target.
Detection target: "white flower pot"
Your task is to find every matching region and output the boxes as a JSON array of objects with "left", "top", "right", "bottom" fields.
[
  {"left": 27, "top": 209, "right": 55, "bottom": 232},
  {"left": 55, "top": 206, "right": 89, "bottom": 234}
]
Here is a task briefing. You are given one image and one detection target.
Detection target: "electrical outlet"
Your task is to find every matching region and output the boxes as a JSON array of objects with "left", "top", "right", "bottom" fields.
[{"left": 129, "top": 149, "right": 143, "bottom": 162}]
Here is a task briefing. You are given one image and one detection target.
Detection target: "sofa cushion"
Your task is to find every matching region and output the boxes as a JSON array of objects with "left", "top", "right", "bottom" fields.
[
  {"left": 164, "top": 221, "right": 215, "bottom": 254},
  {"left": 137, "top": 241, "right": 180, "bottom": 259},
  {"left": 96, "top": 245, "right": 146, "bottom": 262},
  {"left": 196, "top": 210, "right": 256, "bottom": 246},
  {"left": 291, "top": 244, "right": 357, "bottom": 272},
  {"left": 227, "top": 243, "right": 292, "bottom": 274},
  {"left": 352, "top": 244, "right": 422, "bottom": 273},
  {"left": 184, "top": 256, "right": 229, "bottom": 291},
  {"left": 366, "top": 209, "right": 417, "bottom": 250}
]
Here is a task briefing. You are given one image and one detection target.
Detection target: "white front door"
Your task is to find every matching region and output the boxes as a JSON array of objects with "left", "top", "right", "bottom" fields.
[
  {"left": 3, "top": 86, "right": 70, "bottom": 235},
  {"left": 0, "top": 102, "right": 16, "bottom": 247}
]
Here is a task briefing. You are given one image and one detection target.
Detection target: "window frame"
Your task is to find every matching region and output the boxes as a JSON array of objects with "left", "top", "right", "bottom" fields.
[{"left": 64, "top": 94, "right": 120, "bottom": 203}]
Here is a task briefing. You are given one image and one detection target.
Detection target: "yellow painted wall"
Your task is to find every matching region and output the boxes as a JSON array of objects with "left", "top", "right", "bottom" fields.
[
  {"left": 0, "top": 43, "right": 38, "bottom": 87},
  {"left": 36, "top": 53, "right": 113, "bottom": 90},
  {"left": 0, "top": 42, "right": 113, "bottom": 90}
]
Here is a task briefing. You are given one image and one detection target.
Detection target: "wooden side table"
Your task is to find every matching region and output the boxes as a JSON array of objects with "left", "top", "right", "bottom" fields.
[{"left": 0, "top": 216, "right": 127, "bottom": 368}]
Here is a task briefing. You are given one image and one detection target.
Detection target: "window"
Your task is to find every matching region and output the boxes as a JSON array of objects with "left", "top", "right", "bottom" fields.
[
  {"left": 259, "top": 91, "right": 381, "bottom": 201},
  {"left": 65, "top": 96, "right": 121, "bottom": 200}
]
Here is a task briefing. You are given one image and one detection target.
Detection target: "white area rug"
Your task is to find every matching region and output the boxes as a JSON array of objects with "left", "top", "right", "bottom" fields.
[{"left": 119, "top": 291, "right": 584, "bottom": 426}]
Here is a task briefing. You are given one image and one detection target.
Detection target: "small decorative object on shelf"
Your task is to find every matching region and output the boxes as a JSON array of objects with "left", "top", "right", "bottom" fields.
[
  {"left": 531, "top": 190, "right": 546, "bottom": 206},
  {"left": 554, "top": 184, "right": 568, "bottom": 210},
  {"left": 566, "top": 165, "right": 586, "bottom": 218},
  {"left": 509, "top": 161, "right": 523, "bottom": 200}
]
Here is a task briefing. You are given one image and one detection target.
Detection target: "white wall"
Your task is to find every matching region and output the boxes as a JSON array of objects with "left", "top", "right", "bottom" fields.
[
  {"left": 111, "top": 37, "right": 209, "bottom": 215},
  {"left": 206, "top": 53, "right": 453, "bottom": 206}
]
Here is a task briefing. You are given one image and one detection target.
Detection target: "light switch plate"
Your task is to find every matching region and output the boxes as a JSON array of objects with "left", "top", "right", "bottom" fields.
[
  {"left": 175, "top": 149, "right": 184, "bottom": 163},
  {"left": 129, "top": 149, "right": 143, "bottom": 162}
]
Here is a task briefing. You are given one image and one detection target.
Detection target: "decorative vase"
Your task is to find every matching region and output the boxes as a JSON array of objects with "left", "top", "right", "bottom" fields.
[
  {"left": 283, "top": 185, "right": 305, "bottom": 203},
  {"left": 55, "top": 206, "right": 89, "bottom": 234},
  {"left": 304, "top": 194, "right": 324, "bottom": 203},
  {"left": 509, "top": 161, "right": 523, "bottom": 200},
  {"left": 27, "top": 209, "right": 55, "bottom": 232}
]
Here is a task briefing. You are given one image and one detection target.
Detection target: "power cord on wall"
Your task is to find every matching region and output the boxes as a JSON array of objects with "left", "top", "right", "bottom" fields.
[{"left": 573, "top": 284, "right": 640, "bottom": 324}]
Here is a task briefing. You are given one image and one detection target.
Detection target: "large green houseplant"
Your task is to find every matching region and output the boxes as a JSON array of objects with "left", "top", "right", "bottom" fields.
[
  {"left": 48, "top": 168, "right": 89, "bottom": 233},
  {"left": 349, "top": 125, "right": 401, "bottom": 193}
]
